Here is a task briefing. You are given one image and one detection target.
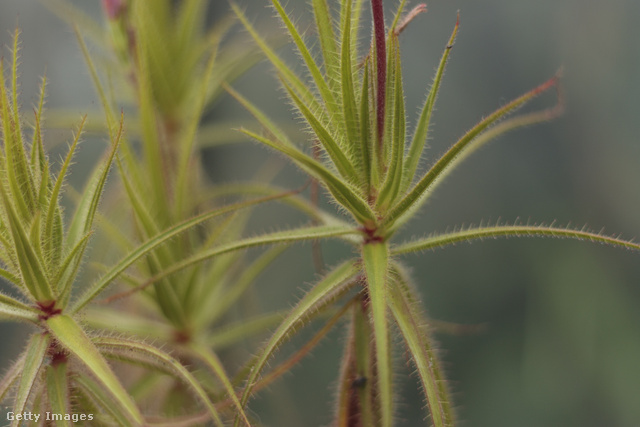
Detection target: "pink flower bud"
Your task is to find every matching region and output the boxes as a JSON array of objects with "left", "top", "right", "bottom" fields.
[{"left": 102, "top": 0, "right": 126, "bottom": 20}]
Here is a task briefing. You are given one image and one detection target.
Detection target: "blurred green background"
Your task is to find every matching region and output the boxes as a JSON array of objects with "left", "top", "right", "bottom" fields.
[{"left": 1, "top": 0, "right": 639, "bottom": 426}]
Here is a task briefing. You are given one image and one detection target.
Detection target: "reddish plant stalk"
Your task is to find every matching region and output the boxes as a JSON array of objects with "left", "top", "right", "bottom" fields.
[{"left": 371, "top": 0, "right": 386, "bottom": 148}]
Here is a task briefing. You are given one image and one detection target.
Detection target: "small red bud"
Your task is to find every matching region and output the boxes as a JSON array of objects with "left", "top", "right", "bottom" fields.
[{"left": 102, "top": 0, "right": 126, "bottom": 20}]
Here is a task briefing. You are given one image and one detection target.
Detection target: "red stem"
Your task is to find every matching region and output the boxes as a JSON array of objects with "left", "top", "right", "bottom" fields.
[{"left": 371, "top": 0, "right": 386, "bottom": 147}]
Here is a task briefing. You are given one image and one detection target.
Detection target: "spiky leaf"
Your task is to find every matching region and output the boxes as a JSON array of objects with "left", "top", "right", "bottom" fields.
[
  {"left": 235, "top": 261, "right": 360, "bottom": 425},
  {"left": 12, "top": 333, "right": 49, "bottom": 427},
  {"left": 362, "top": 242, "right": 392, "bottom": 427},
  {"left": 46, "top": 315, "right": 144, "bottom": 425}
]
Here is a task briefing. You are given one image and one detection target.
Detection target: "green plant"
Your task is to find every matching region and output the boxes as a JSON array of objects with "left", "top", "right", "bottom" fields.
[
  {"left": 222, "top": 0, "right": 640, "bottom": 425},
  {"left": 0, "top": 27, "right": 272, "bottom": 426},
  {"left": 2, "top": 1, "right": 639, "bottom": 426},
  {"left": 0, "top": 29, "right": 151, "bottom": 424},
  {"left": 58, "top": 0, "right": 310, "bottom": 424}
]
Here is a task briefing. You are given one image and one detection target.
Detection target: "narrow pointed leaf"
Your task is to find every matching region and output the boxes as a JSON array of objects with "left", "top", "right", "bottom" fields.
[
  {"left": 1, "top": 54, "right": 36, "bottom": 218},
  {"left": 74, "top": 25, "right": 145, "bottom": 193},
  {"left": 206, "top": 43, "right": 264, "bottom": 107},
  {"left": 175, "top": 41, "right": 219, "bottom": 218},
  {"left": 72, "top": 372, "right": 134, "bottom": 427},
  {"left": 132, "top": 0, "right": 178, "bottom": 115},
  {"left": 281, "top": 79, "right": 357, "bottom": 182},
  {"left": 0, "top": 186, "right": 54, "bottom": 302},
  {"left": 384, "top": 75, "right": 559, "bottom": 230},
  {"left": 199, "top": 245, "right": 287, "bottom": 325},
  {"left": 81, "top": 198, "right": 134, "bottom": 254},
  {"left": 31, "top": 74, "right": 48, "bottom": 180},
  {"left": 388, "top": 274, "right": 454, "bottom": 427},
  {"left": 56, "top": 232, "right": 93, "bottom": 308},
  {"left": 271, "top": 0, "right": 337, "bottom": 112},
  {"left": 0, "top": 291, "right": 40, "bottom": 322},
  {"left": 241, "top": 129, "right": 376, "bottom": 225},
  {"left": 380, "top": 34, "right": 397, "bottom": 166},
  {"left": 45, "top": 116, "right": 86, "bottom": 256},
  {"left": 66, "top": 116, "right": 122, "bottom": 248},
  {"left": 202, "top": 182, "right": 348, "bottom": 226},
  {"left": 28, "top": 212, "right": 45, "bottom": 264},
  {"left": 46, "top": 315, "right": 144, "bottom": 425},
  {"left": 340, "top": 0, "right": 361, "bottom": 174},
  {"left": 349, "top": 0, "right": 366, "bottom": 65},
  {"left": 0, "top": 62, "right": 33, "bottom": 219},
  {"left": 312, "top": 0, "right": 339, "bottom": 83},
  {"left": 402, "top": 14, "right": 459, "bottom": 192},
  {"left": 73, "top": 27, "right": 116, "bottom": 133},
  {"left": 406, "top": 104, "right": 564, "bottom": 212},
  {"left": 116, "top": 156, "right": 162, "bottom": 240},
  {"left": 235, "top": 261, "right": 360, "bottom": 423},
  {"left": 34, "top": 118, "right": 49, "bottom": 208},
  {"left": 189, "top": 344, "right": 252, "bottom": 426},
  {"left": 359, "top": 59, "right": 372, "bottom": 192},
  {"left": 93, "top": 337, "right": 226, "bottom": 427},
  {"left": 11, "top": 29, "right": 22, "bottom": 115},
  {"left": 133, "top": 225, "right": 361, "bottom": 299},
  {"left": 84, "top": 308, "right": 173, "bottom": 342},
  {"left": 256, "top": 298, "right": 355, "bottom": 395},
  {"left": 377, "top": 37, "right": 405, "bottom": 209},
  {"left": 72, "top": 193, "right": 292, "bottom": 313},
  {"left": 368, "top": 58, "right": 383, "bottom": 188},
  {"left": 230, "top": 2, "right": 320, "bottom": 111},
  {"left": 225, "top": 84, "right": 293, "bottom": 146},
  {"left": 51, "top": 206, "right": 65, "bottom": 271},
  {"left": 116, "top": 158, "right": 187, "bottom": 326},
  {"left": 46, "top": 362, "right": 72, "bottom": 427},
  {"left": 175, "top": 0, "right": 206, "bottom": 52},
  {"left": 11, "top": 32, "right": 27, "bottom": 183},
  {"left": 392, "top": 224, "right": 640, "bottom": 255},
  {"left": 0, "top": 353, "right": 26, "bottom": 403},
  {"left": 362, "top": 242, "right": 393, "bottom": 427},
  {"left": 13, "top": 333, "right": 49, "bottom": 427},
  {"left": 390, "top": 0, "right": 408, "bottom": 32},
  {"left": 391, "top": 109, "right": 564, "bottom": 235}
]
